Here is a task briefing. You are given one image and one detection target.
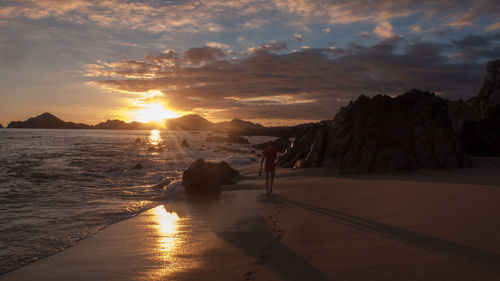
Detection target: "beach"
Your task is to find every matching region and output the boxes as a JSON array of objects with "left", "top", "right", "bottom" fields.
[
  {"left": 2, "top": 1, "right": 499, "bottom": 280},
  {"left": 2, "top": 157, "right": 500, "bottom": 281}
]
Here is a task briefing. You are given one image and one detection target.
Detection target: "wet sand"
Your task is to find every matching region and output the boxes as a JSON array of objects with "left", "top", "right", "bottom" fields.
[{"left": 2, "top": 157, "right": 500, "bottom": 281}]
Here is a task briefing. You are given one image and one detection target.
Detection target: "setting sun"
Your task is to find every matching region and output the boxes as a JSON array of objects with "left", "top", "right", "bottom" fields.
[{"left": 134, "top": 103, "right": 180, "bottom": 123}]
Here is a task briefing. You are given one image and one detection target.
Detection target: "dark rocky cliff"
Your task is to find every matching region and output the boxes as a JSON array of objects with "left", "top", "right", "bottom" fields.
[
  {"left": 460, "top": 59, "right": 500, "bottom": 156},
  {"left": 278, "top": 89, "right": 470, "bottom": 173}
]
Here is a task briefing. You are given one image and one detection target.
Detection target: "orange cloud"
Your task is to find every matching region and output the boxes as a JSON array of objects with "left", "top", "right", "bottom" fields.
[
  {"left": 1, "top": 0, "right": 497, "bottom": 34},
  {"left": 374, "top": 21, "right": 396, "bottom": 38},
  {"left": 85, "top": 37, "right": 493, "bottom": 121}
]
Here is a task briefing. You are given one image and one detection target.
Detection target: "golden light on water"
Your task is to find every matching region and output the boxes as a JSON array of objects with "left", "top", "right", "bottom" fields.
[
  {"left": 149, "top": 129, "right": 162, "bottom": 145},
  {"left": 153, "top": 206, "right": 180, "bottom": 251},
  {"left": 142, "top": 206, "right": 186, "bottom": 280}
]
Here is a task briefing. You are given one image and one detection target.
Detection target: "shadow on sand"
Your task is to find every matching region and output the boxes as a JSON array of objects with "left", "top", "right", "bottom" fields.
[
  {"left": 218, "top": 214, "right": 329, "bottom": 281},
  {"left": 269, "top": 157, "right": 500, "bottom": 187},
  {"left": 275, "top": 195, "right": 500, "bottom": 274},
  {"left": 162, "top": 190, "right": 329, "bottom": 281}
]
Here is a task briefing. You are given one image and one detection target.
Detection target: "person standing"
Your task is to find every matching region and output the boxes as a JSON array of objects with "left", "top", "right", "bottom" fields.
[{"left": 259, "top": 142, "right": 277, "bottom": 194}]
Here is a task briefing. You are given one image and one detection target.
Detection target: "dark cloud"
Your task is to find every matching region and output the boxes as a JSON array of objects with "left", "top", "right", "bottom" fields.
[
  {"left": 92, "top": 35, "right": 489, "bottom": 121},
  {"left": 145, "top": 49, "right": 179, "bottom": 66},
  {"left": 451, "top": 34, "right": 500, "bottom": 60},
  {"left": 183, "top": 46, "right": 225, "bottom": 65},
  {"left": 405, "top": 42, "right": 444, "bottom": 61}
]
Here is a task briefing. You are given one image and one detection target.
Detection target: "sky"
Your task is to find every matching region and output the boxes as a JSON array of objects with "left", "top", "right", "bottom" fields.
[{"left": 0, "top": 0, "right": 499, "bottom": 126}]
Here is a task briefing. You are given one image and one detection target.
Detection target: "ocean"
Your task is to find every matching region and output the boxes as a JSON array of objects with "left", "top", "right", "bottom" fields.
[{"left": 0, "top": 129, "right": 272, "bottom": 274}]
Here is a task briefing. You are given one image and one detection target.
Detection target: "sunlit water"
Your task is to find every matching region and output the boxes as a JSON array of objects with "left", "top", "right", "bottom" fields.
[{"left": 0, "top": 129, "right": 272, "bottom": 274}]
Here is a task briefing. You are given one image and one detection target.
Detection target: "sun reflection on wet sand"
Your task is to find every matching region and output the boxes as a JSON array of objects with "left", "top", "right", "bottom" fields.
[
  {"left": 138, "top": 205, "right": 197, "bottom": 281},
  {"left": 149, "top": 129, "right": 162, "bottom": 145},
  {"left": 154, "top": 206, "right": 180, "bottom": 251}
]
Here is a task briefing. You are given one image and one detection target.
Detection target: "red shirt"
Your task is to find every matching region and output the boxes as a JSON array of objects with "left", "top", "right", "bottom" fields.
[{"left": 262, "top": 147, "right": 277, "bottom": 170}]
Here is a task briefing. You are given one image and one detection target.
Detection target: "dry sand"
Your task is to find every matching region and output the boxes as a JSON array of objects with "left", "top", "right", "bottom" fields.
[{"left": 2, "top": 157, "right": 500, "bottom": 281}]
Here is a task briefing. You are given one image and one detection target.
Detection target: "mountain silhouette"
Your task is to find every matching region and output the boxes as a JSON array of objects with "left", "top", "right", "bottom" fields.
[
  {"left": 7, "top": 113, "right": 256, "bottom": 131},
  {"left": 7, "top": 112, "right": 91, "bottom": 129},
  {"left": 213, "top": 118, "right": 266, "bottom": 133},
  {"left": 5, "top": 112, "right": 302, "bottom": 137},
  {"left": 166, "top": 114, "right": 214, "bottom": 130}
]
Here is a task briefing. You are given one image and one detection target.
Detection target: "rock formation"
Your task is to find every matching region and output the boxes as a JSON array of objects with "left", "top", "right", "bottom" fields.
[
  {"left": 278, "top": 89, "right": 470, "bottom": 173},
  {"left": 132, "top": 163, "right": 143, "bottom": 169},
  {"left": 460, "top": 59, "right": 500, "bottom": 156},
  {"left": 447, "top": 98, "right": 480, "bottom": 133},
  {"left": 253, "top": 137, "right": 291, "bottom": 153},
  {"left": 180, "top": 139, "right": 189, "bottom": 147},
  {"left": 478, "top": 60, "right": 500, "bottom": 121},
  {"left": 182, "top": 159, "right": 240, "bottom": 195}
]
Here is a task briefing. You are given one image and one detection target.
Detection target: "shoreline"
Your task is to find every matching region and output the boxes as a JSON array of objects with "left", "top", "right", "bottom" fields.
[
  {"left": 2, "top": 158, "right": 500, "bottom": 280},
  {"left": 0, "top": 156, "right": 257, "bottom": 276}
]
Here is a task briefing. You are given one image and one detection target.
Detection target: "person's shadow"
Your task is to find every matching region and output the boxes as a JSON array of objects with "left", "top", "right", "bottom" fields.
[
  {"left": 160, "top": 190, "right": 330, "bottom": 281},
  {"left": 273, "top": 194, "right": 500, "bottom": 274}
]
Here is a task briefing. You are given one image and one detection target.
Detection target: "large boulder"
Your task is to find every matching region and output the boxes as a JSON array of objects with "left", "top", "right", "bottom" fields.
[
  {"left": 180, "top": 139, "right": 189, "bottom": 147},
  {"left": 278, "top": 89, "right": 470, "bottom": 174},
  {"left": 182, "top": 159, "right": 240, "bottom": 195}
]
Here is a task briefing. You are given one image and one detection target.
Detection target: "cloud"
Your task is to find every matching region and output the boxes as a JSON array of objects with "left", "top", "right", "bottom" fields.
[
  {"left": 410, "top": 24, "right": 422, "bottom": 33},
  {"left": 241, "top": 18, "right": 270, "bottom": 29},
  {"left": 450, "top": 34, "right": 500, "bottom": 60},
  {"left": 358, "top": 31, "right": 371, "bottom": 38},
  {"left": 485, "top": 22, "right": 500, "bottom": 31},
  {"left": 87, "top": 35, "right": 488, "bottom": 122},
  {"left": 225, "top": 95, "right": 316, "bottom": 105},
  {"left": 0, "top": 0, "right": 229, "bottom": 34},
  {"left": 294, "top": 33, "right": 303, "bottom": 42},
  {"left": 206, "top": 41, "right": 231, "bottom": 50},
  {"left": 145, "top": 49, "right": 180, "bottom": 67},
  {"left": 444, "top": 1, "right": 500, "bottom": 28},
  {"left": 374, "top": 21, "right": 396, "bottom": 38},
  {"left": 237, "top": 36, "right": 247, "bottom": 43},
  {"left": 0, "top": 0, "right": 498, "bottom": 37},
  {"left": 405, "top": 42, "right": 443, "bottom": 60},
  {"left": 275, "top": 0, "right": 499, "bottom": 29},
  {"left": 183, "top": 46, "right": 226, "bottom": 65},
  {"left": 248, "top": 41, "right": 289, "bottom": 53},
  {"left": 0, "top": 32, "right": 27, "bottom": 67}
]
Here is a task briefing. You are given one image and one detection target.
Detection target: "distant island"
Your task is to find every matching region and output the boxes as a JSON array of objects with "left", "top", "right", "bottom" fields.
[{"left": 6, "top": 112, "right": 308, "bottom": 137}]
